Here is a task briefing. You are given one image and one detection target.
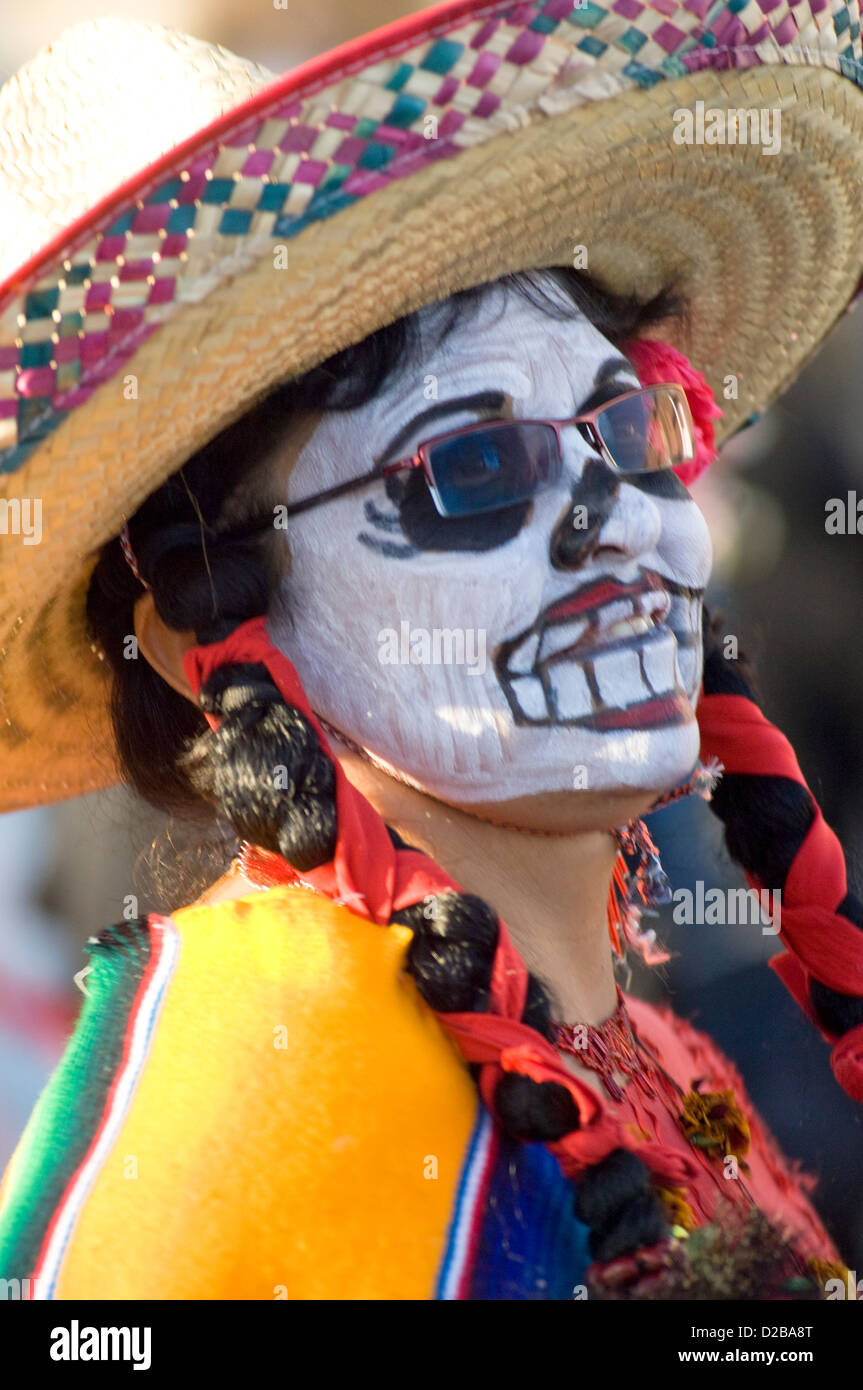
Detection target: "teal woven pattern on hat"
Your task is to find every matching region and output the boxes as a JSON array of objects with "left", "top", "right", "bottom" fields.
[{"left": 1, "top": 0, "right": 861, "bottom": 475}]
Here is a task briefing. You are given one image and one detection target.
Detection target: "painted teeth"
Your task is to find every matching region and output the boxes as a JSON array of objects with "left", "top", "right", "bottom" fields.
[
  {"left": 509, "top": 674, "right": 548, "bottom": 721},
  {"left": 642, "top": 631, "right": 678, "bottom": 693},
  {"left": 605, "top": 615, "right": 651, "bottom": 640},
  {"left": 547, "top": 663, "right": 593, "bottom": 719},
  {"left": 592, "top": 649, "right": 644, "bottom": 703},
  {"left": 643, "top": 591, "right": 671, "bottom": 621},
  {"left": 538, "top": 619, "right": 588, "bottom": 662},
  {"left": 506, "top": 637, "right": 681, "bottom": 724},
  {"left": 507, "top": 631, "right": 540, "bottom": 675}
]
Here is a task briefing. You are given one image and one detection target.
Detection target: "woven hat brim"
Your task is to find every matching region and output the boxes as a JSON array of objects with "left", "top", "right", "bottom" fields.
[{"left": 2, "top": 53, "right": 863, "bottom": 808}]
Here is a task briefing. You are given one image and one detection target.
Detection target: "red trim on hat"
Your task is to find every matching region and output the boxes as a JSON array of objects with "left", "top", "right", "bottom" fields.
[{"left": 0, "top": 0, "right": 509, "bottom": 306}]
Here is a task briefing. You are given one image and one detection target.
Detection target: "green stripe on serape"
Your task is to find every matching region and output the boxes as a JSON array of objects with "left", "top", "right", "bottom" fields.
[{"left": 0, "top": 920, "right": 153, "bottom": 1283}]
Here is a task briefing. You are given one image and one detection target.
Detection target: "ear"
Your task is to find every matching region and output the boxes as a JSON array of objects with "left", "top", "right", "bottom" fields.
[{"left": 133, "top": 591, "right": 198, "bottom": 703}]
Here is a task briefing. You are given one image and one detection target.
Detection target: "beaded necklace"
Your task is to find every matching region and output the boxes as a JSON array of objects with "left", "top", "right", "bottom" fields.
[{"left": 552, "top": 985, "right": 674, "bottom": 1103}]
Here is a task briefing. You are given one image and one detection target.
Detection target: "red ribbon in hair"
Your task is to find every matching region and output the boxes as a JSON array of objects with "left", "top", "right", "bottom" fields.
[
  {"left": 183, "top": 615, "right": 706, "bottom": 1180},
  {"left": 623, "top": 338, "right": 724, "bottom": 488},
  {"left": 698, "top": 691, "right": 863, "bottom": 1102}
]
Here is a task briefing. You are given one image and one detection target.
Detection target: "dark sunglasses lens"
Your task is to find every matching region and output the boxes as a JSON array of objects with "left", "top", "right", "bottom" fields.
[{"left": 426, "top": 423, "right": 561, "bottom": 516}]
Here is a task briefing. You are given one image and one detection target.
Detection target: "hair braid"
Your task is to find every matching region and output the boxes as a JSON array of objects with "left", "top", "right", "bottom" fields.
[
  {"left": 183, "top": 663, "right": 337, "bottom": 872},
  {"left": 701, "top": 607, "right": 863, "bottom": 1041},
  {"left": 387, "top": 894, "right": 670, "bottom": 1252}
]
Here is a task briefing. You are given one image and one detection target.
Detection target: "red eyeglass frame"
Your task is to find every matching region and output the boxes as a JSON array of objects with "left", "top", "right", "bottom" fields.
[{"left": 287, "top": 383, "right": 694, "bottom": 517}]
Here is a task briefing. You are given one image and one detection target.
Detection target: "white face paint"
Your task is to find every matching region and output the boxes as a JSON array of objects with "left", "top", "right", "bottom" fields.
[{"left": 267, "top": 276, "right": 713, "bottom": 806}]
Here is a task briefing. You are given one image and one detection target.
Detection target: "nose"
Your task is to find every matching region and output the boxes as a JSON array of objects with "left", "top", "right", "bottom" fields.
[{"left": 549, "top": 455, "right": 663, "bottom": 571}]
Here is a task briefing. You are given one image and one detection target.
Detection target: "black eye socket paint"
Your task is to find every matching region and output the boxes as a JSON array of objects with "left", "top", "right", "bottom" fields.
[
  {"left": 362, "top": 498, "right": 403, "bottom": 533},
  {"left": 382, "top": 467, "right": 531, "bottom": 554},
  {"left": 623, "top": 468, "right": 692, "bottom": 500}
]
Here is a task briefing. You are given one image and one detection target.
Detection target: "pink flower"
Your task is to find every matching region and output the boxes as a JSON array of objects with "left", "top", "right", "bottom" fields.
[{"left": 622, "top": 338, "right": 724, "bottom": 487}]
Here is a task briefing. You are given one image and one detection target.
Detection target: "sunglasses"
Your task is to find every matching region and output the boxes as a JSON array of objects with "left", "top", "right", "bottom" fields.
[{"left": 288, "top": 383, "right": 695, "bottom": 520}]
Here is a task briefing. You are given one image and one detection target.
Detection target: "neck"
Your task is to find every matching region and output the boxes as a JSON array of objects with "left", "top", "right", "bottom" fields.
[
  {"left": 331, "top": 748, "right": 623, "bottom": 1027},
  {"left": 403, "top": 807, "right": 620, "bottom": 1026}
]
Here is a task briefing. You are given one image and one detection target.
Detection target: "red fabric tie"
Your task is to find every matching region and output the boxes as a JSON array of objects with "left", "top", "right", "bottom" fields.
[{"left": 184, "top": 614, "right": 401, "bottom": 923}]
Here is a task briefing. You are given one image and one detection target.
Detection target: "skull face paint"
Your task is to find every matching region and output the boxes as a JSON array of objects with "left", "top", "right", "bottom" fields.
[{"left": 268, "top": 277, "right": 713, "bottom": 807}]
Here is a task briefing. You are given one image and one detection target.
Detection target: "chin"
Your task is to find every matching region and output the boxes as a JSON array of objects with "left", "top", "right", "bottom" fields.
[
  {"left": 333, "top": 684, "right": 702, "bottom": 834},
  {"left": 417, "top": 700, "right": 702, "bottom": 820},
  {"left": 443, "top": 783, "right": 671, "bottom": 836},
  {"left": 362, "top": 719, "right": 701, "bottom": 836}
]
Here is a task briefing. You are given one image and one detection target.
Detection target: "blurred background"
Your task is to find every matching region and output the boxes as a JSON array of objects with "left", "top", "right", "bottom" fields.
[{"left": 2, "top": 0, "right": 862, "bottom": 1268}]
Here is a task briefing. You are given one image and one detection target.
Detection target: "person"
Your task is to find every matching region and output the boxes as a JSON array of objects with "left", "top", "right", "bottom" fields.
[{"left": 0, "top": 2, "right": 862, "bottom": 1301}]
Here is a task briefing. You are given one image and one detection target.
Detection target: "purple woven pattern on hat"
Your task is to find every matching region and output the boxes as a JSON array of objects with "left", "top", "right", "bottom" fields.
[{"left": 1, "top": 0, "right": 861, "bottom": 475}]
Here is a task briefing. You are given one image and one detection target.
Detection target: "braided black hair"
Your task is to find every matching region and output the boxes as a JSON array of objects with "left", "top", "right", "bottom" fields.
[
  {"left": 701, "top": 611, "right": 863, "bottom": 1037},
  {"left": 86, "top": 265, "right": 692, "bottom": 1278}
]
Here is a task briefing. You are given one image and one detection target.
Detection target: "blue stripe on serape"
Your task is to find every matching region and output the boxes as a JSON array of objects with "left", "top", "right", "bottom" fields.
[{"left": 465, "top": 1126, "right": 593, "bottom": 1300}]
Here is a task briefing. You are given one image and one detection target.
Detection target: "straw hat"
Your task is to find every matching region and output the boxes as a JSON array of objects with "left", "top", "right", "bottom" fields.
[{"left": 2, "top": 0, "right": 863, "bottom": 811}]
